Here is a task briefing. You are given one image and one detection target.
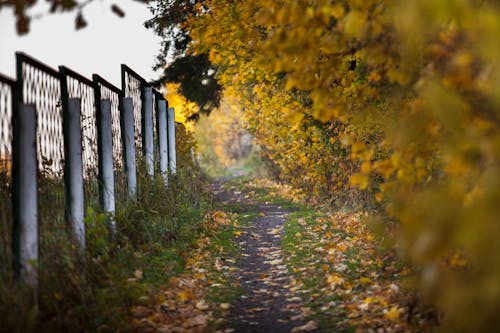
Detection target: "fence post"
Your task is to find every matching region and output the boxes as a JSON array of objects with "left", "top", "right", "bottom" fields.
[
  {"left": 143, "top": 87, "right": 154, "bottom": 177},
  {"left": 122, "top": 97, "right": 137, "bottom": 198},
  {"left": 12, "top": 103, "right": 38, "bottom": 292},
  {"left": 64, "top": 98, "right": 85, "bottom": 250},
  {"left": 157, "top": 99, "right": 168, "bottom": 185},
  {"left": 98, "top": 99, "right": 116, "bottom": 228},
  {"left": 168, "top": 107, "right": 177, "bottom": 175}
]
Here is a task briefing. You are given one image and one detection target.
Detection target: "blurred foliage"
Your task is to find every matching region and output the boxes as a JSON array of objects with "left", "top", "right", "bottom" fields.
[
  {"left": 0, "top": 0, "right": 149, "bottom": 34},
  {"left": 160, "top": 54, "right": 222, "bottom": 114},
  {"left": 145, "top": 0, "right": 202, "bottom": 67},
  {"left": 152, "top": 0, "right": 500, "bottom": 330},
  {"left": 146, "top": 0, "right": 223, "bottom": 116},
  {"left": 166, "top": 83, "right": 263, "bottom": 178},
  {"left": 193, "top": 94, "right": 257, "bottom": 178},
  {"left": 164, "top": 82, "right": 199, "bottom": 125}
]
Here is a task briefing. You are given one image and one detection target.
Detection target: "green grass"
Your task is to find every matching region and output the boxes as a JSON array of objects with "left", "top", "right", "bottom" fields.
[
  {"left": 198, "top": 177, "right": 361, "bottom": 331},
  {"left": 221, "top": 177, "right": 306, "bottom": 211},
  {"left": 282, "top": 209, "right": 355, "bottom": 332},
  {"left": 0, "top": 166, "right": 216, "bottom": 333},
  {"left": 204, "top": 224, "right": 242, "bottom": 305}
]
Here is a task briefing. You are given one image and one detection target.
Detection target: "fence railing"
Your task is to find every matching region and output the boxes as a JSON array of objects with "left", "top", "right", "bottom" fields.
[
  {"left": 0, "top": 52, "right": 177, "bottom": 294},
  {"left": 121, "top": 65, "right": 166, "bottom": 178},
  {"left": 0, "top": 74, "right": 15, "bottom": 274}
]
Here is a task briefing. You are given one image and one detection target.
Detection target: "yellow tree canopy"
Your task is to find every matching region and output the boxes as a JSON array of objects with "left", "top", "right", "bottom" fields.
[{"left": 165, "top": 0, "right": 500, "bottom": 330}]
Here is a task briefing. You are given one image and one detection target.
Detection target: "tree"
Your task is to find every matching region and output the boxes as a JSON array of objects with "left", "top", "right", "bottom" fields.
[
  {"left": 153, "top": 53, "right": 221, "bottom": 116},
  {"left": 146, "top": 0, "right": 222, "bottom": 115},
  {"left": 159, "top": 0, "right": 500, "bottom": 331}
]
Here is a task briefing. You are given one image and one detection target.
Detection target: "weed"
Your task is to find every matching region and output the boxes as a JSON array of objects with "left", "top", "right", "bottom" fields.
[{"left": 0, "top": 164, "right": 214, "bottom": 332}]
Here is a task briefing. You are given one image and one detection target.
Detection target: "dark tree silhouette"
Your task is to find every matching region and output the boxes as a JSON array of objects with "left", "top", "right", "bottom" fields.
[{"left": 146, "top": 0, "right": 223, "bottom": 116}]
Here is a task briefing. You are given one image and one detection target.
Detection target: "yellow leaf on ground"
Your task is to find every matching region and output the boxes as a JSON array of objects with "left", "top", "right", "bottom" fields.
[
  {"left": 384, "top": 306, "right": 401, "bottom": 321},
  {"left": 326, "top": 273, "right": 345, "bottom": 288},
  {"left": 220, "top": 303, "right": 231, "bottom": 310},
  {"left": 291, "top": 320, "right": 318, "bottom": 332},
  {"left": 177, "top": 289, "right": 195, "bottom": 301},
  {"left": 196, "top": 299, "right": 210, "bottom": 310},
  {"left": 169, "top": 276, "right": 179, "bottom": 287},
  {"left": 184, "top": 314, "right": 208, "bottom": 327},
  {"left": 362, "top": 297, "right": 374, "bottom": 304},
  {"left": 359, "top": 277, "right": 372, "bottom": 285}
]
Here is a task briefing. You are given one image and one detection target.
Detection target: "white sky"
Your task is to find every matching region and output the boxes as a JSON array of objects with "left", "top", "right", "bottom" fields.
[{"left": 0, "top": 0, "right": 163, "bottom": 87}]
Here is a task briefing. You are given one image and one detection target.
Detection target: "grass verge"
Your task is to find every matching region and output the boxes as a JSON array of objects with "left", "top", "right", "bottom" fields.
[
  {"left": 226, "top": 177, "right": 437, "bottom": 332},
  {"left": 0, "top": 169, "right": 219, "bottom": 333}
]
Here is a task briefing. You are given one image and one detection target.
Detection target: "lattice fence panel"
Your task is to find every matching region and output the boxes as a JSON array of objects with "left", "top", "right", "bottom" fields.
[{"left": 0, "top": 76, "right": 14, "bottom": 273}]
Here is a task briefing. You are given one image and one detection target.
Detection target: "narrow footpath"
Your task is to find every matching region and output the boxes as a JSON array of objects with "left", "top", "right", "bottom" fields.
[
  {"left": 212, "top": 182, "right": 315, "bottom": 332},
  {"left": 135, "top": 178, "right": 434, "bottom": 333}
]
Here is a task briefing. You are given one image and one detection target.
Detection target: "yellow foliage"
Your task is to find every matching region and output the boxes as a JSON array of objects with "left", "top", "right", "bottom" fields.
[
  {"left": 165, "top": 83, "right": 198, "bottom": 129},
  {"left": 193, "top": 93, "right": 256, "bottom": 175},
  {"left": 177, "top": 0, "right": 500, "bottom": 330},
  {"left": 326, "top": 273, "right": 345, "bottom": 289}
]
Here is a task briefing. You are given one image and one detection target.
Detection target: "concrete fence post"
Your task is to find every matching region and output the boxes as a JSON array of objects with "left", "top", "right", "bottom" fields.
[
  {"left": 157, "top": 99, "right": 168, "bottom": 185},
  {"left": 98, "top": 99, "right": 116, "bottom": 229},
  {"left": 65, "top": 98, "right": 85, "bottom": 250},
  {"left": 122, "top": 97, "right": 137, "bottom": 198},
  {"left": 167, "top": 107, "right": 177, "bottom": 175},
  {"left": 143, "top": 87, "right": 154, "bottom": 177},
  {"left": 12, "top": 104, "right": 38, "bottom": 292}
]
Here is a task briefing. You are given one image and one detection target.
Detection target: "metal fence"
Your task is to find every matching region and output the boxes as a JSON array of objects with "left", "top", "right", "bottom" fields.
[
  {"left": 60, "top": 66, "right": 98, "bottom": 179},
  {"left": 0, "top": 52, "right": 175, "bottom": 288},
  {"left": 60, "top": 66, "right": 100, "bottom": 208},
  {"left": 94, "top": 74, "right": 124, "bottom": 170},
  {"left": 122, "top": 65, "right": 144, "bottom": 160},
  {"left": 16, "top": 54, "right": 66, "bottom": 272},
  {"left": 0, "top": 74, "right": 15, "bottom": 273},
  {"left": 18, "top": 53, "right": 64, "bottom": 175},
  {"left": 121, "top": 65, "right": 164, "bottom": 176}
]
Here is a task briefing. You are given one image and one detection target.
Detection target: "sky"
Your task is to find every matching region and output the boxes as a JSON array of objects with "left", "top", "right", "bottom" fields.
[{"left": 0, "top": 0, "right": 163, "bottom": 87}]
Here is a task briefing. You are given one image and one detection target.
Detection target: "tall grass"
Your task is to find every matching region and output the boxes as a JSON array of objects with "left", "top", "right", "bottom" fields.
[{"left": 0, "top": 163, "right": 212, "bottom": 332}]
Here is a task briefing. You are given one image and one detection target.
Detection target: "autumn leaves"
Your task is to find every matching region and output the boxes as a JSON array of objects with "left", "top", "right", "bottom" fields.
[
  {"left": 132, "top": 210, "right": 238, "bottom": 332},
  {"left": 167, "top": 0, "right": 500, "bottom": 330}
]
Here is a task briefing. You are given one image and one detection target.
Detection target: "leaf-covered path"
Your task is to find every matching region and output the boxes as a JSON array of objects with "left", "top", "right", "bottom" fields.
[
  {"left": 212, "top": 182, "right": 316, "bottom": 332},
  {"left": 134, "top": 178, "right": 434, "bottom": 333}
]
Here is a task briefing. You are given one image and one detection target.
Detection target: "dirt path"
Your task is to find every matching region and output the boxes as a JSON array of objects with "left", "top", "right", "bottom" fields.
[
  {"left": 131, "top": 179, "right": 432, "bottom": 332},
  {"left": 211, "top": 182, "right": 315, "bottom": 333}
]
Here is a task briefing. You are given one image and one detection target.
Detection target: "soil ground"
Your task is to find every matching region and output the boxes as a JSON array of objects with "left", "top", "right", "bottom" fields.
[{"left": 212, "top": 182, "right": 311, "bottom": 332}]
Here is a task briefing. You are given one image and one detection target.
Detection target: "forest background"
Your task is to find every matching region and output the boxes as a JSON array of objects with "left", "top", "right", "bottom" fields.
[
  {"left": 152, "top": 1, "right": 500, "bottom": 331},
  {"left": 3, "top": 0, "right": 500, "bottom": 331}
]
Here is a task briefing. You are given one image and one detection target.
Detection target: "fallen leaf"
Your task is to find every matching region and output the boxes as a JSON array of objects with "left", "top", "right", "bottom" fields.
[
  {"left": 326, "top": 273, "right": 344, "bottom": 288},
  {"left": 220, "top": 303, "right": 231, "bottom": 310},
  {"left": 359, "top": 277, "right": 372, "bottom": 285},
  {"left": 384, "top": 306, "right": 401, "bottom": 321},
  {"left": 291, "top": 320, "right": 318, "bottom": 332},
  {"left": 358, "top": 302, "right": 369, "bottom": 311},
  {"left": 131, "top": 305, "right": 152, "bottom": 318},
  {"left": 184, "top": 314, "right": 208, "bottom": 327},
  {"left": 196, "top": 299, "right": 210, "bottom": 310},
  {"left": 265, "top": 259, "right": 283, "bottom": 265},
  {"left": 134, "top": 269, "right": 143, "bottom": 280},
  {"left": 177, "top": 290, "right": 195, "bottom": 301}
]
